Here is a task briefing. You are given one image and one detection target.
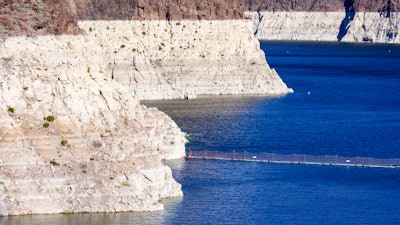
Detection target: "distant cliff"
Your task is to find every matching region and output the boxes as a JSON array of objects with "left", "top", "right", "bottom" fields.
[
  {"left": 2, "top": 0, "right": 400, "bottom": 37},
  {"left": 245, "top": 0, "right": 400, "bottom": 43},
  {"left": 245, "top": 0, "right": 399, "bottom": 12}
]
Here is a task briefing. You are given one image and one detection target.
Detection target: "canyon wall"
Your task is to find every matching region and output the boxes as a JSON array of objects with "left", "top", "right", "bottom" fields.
[
  {"left": 246, "top": 11, "right": 400, "bottom": 43},
  {"left": 0, "top": 33, "right": 187, "bottom": 215},
  {"left": 79, "top": 20, "right": 292, "bottom": 100},
  {"left": 0, "top": 19, "right": 292, "bottom": 215}
]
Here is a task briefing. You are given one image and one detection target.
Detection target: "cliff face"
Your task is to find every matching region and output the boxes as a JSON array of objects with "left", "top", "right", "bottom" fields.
[
  {"left": 0, "top": 16, "right": 292, "bottom": 215},
  {"left": 245, "top": 0, "right": 400, "bottom": 12},
  {"left": 0, "top": 0, "right": 81, "bottom": 37},
  {"left": 2, "top": 0, "right": 400, "bottom": 37},
  {"left": 0, "top": 34, "right": 187, "bottom": 215},
  {"left": 76, "top": 0, "right": 245, "bottom": 20},
  {"left": 246, "top": 11, "right": 400, "bottom": 43},
  {"left": 78, "top": 20, "right": 292, "bottom": 100}
]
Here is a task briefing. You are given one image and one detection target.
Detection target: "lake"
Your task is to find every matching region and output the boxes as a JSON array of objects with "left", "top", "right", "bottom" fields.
[{"left": 2, "top": 41, "right": 400, "bottom": 224}]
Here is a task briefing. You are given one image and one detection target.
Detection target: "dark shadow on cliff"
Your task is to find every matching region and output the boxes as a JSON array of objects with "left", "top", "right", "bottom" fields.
[{"left": 337, "top": 0, "right": 356, "bottom": 41}]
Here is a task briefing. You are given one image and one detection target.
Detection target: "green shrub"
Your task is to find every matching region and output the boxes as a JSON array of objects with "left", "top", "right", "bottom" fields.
[
  {"left": 7, "top": 107, "right": 14, "bottom": 114},
  {"left": 43, "top": 122, "right": 50, "bottom": 128},
  {"left": 50, "top": 159, "right": 60, "bottom": 166},
  {"left": 61, "top": 140, "right": 68, "bottom": 146},
  {"left": 46, "top": 115, "right": 55, "bottom": 122}
]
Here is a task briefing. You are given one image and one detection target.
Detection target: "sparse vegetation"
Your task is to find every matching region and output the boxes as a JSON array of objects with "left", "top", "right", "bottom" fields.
[
  {"left": 46, "top": 115, "right": 55, "bottom": 122},
  {"left": 60, "top": 140, "right": 68, "bottom": 147},
  {"left": 43, "top": 122, "right": 50, "bottom": 128},
  {"left": 7, "top": 107, "right": 14, "bottom": 114},
  {"left": 50, "top": 159, "right": 60, "bottom": 166}
]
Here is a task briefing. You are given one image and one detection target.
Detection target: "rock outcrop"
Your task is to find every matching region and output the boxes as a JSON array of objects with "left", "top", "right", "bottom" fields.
[
  {"left": 79, "top": 20, "right": 292, "bottom": 100},
  {"left": 0, "top": 0, "right": 82, "bottom": 37},
  {"left": 76, "top": 0, "right": 245, "bottom": 20},
  {"left": 0, "top": 34, "right": 186, "bottom": 216},
  {"left": 245, "top": 11, "right": 400, "bottom": 43},
  {"left": 0, "top": 18, "right": 292, "bottom": 215}
]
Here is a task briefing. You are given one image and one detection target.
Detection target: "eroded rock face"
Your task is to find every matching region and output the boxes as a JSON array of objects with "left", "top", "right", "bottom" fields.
[
  {"left": 78, "top": 20, "right": 293, "bottom": 100},
  {"left": 0, "top": 34, "right": 186, "bottom": 216},
  {"left": 0, "top": 0, "right": 82, "bottom": 37},
  {"left": 245, "top": 0, "right": 400, "bottom": 12},
  {"left": 76, "top": 0, "right": 245, "bottom": 20},
  {"left": 0, "top": 18, "right": 293, "bottom": 215},
  {"left": 245, "top": 11, "right": 400, "bottom": 43}
]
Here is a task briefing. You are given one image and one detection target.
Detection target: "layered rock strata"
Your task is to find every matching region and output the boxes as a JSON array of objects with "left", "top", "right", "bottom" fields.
[
  {"left": 0, "top": 34, "right": 186, "bottom": 216},
  {"left": 0, "top": 19, "right": 292, "bottom": 215},
  {"left": 78, "top": 20, "right": 292, "bottom": 100},
  {"left": 245, "top": 11, "right": 400, "bottom": 43}
]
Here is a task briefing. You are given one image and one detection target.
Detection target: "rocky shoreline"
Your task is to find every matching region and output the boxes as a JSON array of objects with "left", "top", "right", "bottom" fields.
[
  {"left": 0, "top": 19, "right": 291, "bottom": 216},
  {"left": 245, "top": 11, "right": 400, "bottom": 43}
]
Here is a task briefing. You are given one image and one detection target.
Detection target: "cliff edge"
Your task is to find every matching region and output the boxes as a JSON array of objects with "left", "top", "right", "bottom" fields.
[{"left": 0, "top": 0, "right": 293, "bottom": 216}]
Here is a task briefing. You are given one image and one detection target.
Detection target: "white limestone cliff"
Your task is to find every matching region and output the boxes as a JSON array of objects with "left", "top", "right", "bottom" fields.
[
  {"left": 78, "top": 20, "right": 293, "bottom": 100},
  {"left": 0, "top": 19, "right": 292, "bottom": 216},
  {"left": 0, "top": 35, "right": 185, "bottom": 216},
  {"left": 245, "top": 11, "right": 400, "bottom": 43}
]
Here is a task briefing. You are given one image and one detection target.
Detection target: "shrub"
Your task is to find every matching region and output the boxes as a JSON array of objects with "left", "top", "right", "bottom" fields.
[
  {"left": 43, "top": 122, "right": 50, "bottom": 128},
  {"left": 50, "top": 159, "right": 60, "bottom": 166},
  {"left": 46, "top": 115, "right": 55, "bottom": 122},
  {"left": 7, "top": 107, "right": 14, "bottom": 114},
  {"left": 61, "top": 140, "right": 68, "bottom": 146}
]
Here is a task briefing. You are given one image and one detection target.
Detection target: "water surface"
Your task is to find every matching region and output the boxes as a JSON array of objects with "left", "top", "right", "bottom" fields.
[{"left": 2, "top": 41, "right": 400, "bottom": 225}]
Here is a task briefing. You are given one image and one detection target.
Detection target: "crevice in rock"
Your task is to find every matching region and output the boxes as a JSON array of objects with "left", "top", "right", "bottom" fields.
[
  {"left": 253, "top": 8, "right": 264, "bottom": 36},
  {"left": 337, "top": 0, "right": 356, "bottom": 41}
]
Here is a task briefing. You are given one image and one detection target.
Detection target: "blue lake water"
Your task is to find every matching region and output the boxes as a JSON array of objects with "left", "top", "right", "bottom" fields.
[{"left": 2, "top": 41, "right": 400, "bottom": 224}]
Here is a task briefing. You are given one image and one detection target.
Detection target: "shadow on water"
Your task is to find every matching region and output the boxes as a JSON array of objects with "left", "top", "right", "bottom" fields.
[{"left": 337, "top": 0, "right": 356, "bottom": 41}]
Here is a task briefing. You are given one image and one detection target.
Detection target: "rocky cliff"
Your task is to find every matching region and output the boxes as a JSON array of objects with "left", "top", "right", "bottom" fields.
[
  {"left": 246, "top": 11, "right": 400, "bottom": 43},
  {"left": 0, "top": 16, "right": 292, "bottom": 216},
  {"left": 0, "top": 33, "right": 187, "bottom": 215},
  {"left": 0, "top": 0, "right": 81, "bottom": 37},
  {"left": 2, "top": 0, "right": 400, "bottom": 38},
  {"left": 79, "top": 20, "right": 292, "bottom": 100},
  {"left": 245, "top": 0, "right": 400, "bottom": 12},
  {"left": 76, "top": 0, "right": 245, "bottom": 20}
]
